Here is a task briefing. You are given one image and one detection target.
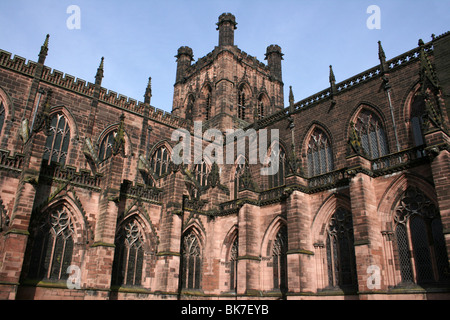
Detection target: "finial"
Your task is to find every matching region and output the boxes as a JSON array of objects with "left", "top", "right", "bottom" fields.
[
  {"left": 289, "top": 86, "right": 294, "bottom": 104},
  {"left": 329, "top": 65, "right": 337, "bottom": 97},
  {"left": 144, "top": 77, "right": 152, "bottom": 104},
  {"left": 43, "top": 34, "right": 50, "bottom": 49},
  {"left": 38, "top": 34, "right": 50, "bottom": 64},
  {"left": 329, "top": 65, "right": 336, "bottom": 83},
  {"left": 378, "top": 41, "right": 386, "bottom": 61},
  {"left": 95, "top": 57, "right": 104, "bottom": 85},
  {"left": 378, "top": 41, "right": 388, "bottom": 75},
  {"left": 289, "top": 86, "right": 295, "bottom": 112}
]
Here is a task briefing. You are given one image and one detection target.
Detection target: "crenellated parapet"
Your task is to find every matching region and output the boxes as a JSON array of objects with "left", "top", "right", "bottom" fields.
[{"left": 0, "top": 50, "right": 188, "bottom": 130}]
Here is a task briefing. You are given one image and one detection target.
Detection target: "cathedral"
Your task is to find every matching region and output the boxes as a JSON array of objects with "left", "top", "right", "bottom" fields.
[{"left": 0, "top": 13, "right": 449, "bottom": 300}]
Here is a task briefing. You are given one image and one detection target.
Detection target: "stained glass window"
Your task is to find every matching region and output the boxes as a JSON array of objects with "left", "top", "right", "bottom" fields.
[
  {"left": 268, "top": 147, "right": 286, "bottom": 189},
  {"left": 205, "top": 86, "right": 212, "bottom": 121},
  {"left": 272, "top": 225, "right": 287, "bottom": 291},
  {"left": 150, "top": 146, "right": 170, "bottom": 178},
  {"left": 181, "top": 231, "right": 202, "bottom": 290},
  {"left": 326, "top": 208, "right": 358, "bottom": 289},
  {"left": 394, "top": 187, "right": 450, "bottom": 285},
  {"left": 354, "top": 110, "right": 388, "bottom": 159},
  {"left": 28, "top": 206, "right": 74, "bottom": 281},
  {"left": 112, "top": 220, "right": 145, "bottom": 287},
  {"left": 42, "top": 113, "right": 70, "bottom": 165},
  {"left": 238, "top": 87, "right": 246, "bottom": 120},
  {"left": 229, "top": 237, "right": 238, "bottom": 291},
  {"left": 234, "top": 161, "right": 246, "bottom": 199},
  {"left": 98, "top": 131, "right": 117, "bottom": 162},
  {"left": 307, "top": 129, "right": 334, "bottom": 177},
  {"left": 194, "top": 160, "right": 209, "bottom": 188}
]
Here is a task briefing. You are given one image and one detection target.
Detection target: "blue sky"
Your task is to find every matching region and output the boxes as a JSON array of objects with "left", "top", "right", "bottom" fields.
[{"left": 0, "top": 0, "right": 449, "bottom": 112}]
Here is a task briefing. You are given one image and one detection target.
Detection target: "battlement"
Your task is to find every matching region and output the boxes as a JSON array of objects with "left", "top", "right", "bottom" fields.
[
  {"left": 0, "top": 48, "right": 188, "bottom": 129},
  {"left": 182, "top": 45, "right": 272, "bottom": 82}
]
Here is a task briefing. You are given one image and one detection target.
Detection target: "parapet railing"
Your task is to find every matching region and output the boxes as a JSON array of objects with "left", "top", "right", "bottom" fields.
[
  {"left": 0, "top": 149, "right": 24, "bottom": 172},
  {"left": 371, "top": 145, "right": 428, "bottom": 175}
]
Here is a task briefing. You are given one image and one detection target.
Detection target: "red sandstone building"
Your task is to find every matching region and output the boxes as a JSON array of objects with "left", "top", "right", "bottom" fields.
[{"left": 0, "top": 13, "right": 449, "bottom": 300}]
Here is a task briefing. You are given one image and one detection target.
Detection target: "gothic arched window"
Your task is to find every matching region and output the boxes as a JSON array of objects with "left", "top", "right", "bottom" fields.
[
  {"left": 229, "top": 237, "right": 238, "bottom": 292},
  {"left": 272, "top": 225, "right": 288, "bottom": 292},
  {"left": 0, "top": 101, "right": 5, "bottom": 136},
  {"left": 307, "top": 128, "right": 334, "bottom": 177},
  {"left": 394, "top": 187, "right": 450, "bottom": 285},
  {"left": 205, "top": 86, "right": 212, "bottom": 121},
  {"left": 186, "top": 95, "right": 195, "bottom": 121},
  {"left": 28, "top": 206, "right": 74, "bottom": 281},
  {"left": 181, "top": 230, "right": 202, "bottom": 290},
  {"left": 98, "top": 130, "right": 117, "bottom": 162},
  {"left": 150, "top": 146, "right": 170, "bottom": 178},
  {"left": 238, "top": 87, "right": 247, "bottom": 121},
  {"left": 354, "top": 110, "right": 389, "bottom": 159},
  {"left": 234, "top": 160, "right": 246, "bottom": 199},
  {"left": 43, "top": 113, "right": 71, "bottom": 165},
  {"left": 410, "top": 94, "right": 427, "bottom": 148},
  {"left": 257, "top": 95, "right": 265, "bottom": 120},
  {"left": 326, "top": 208, "right": 358, "bottom": 290},
  {"left": 194, "top": 160, "right": 209, "bottom": 188},
  {"left": 111, "top": 220, "right": 145, "bottom": 287},
  {"left": 268, "top": 147, "right": 286, "bottom": 189}
]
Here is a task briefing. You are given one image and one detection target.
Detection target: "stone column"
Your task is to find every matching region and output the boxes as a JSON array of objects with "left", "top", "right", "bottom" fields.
[
  {"left": 347, "top": 154, "right": 385, "bottom": 294},
  {"left": 286, "top": 189, "right": 315, "bottom": 295},
  {"left": 424, "top": 129, "right": 450, "bottom": 259},
  {"left": 236, "top": 190, "right": 261, "bottom": 297}
]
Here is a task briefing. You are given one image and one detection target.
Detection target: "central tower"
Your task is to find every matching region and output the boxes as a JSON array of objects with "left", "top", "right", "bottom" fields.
[{"left": 171, "top": 13, "right": 284, "bottom": 131}]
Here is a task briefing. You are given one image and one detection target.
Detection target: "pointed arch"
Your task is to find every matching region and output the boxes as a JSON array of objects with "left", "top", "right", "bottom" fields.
[
  {"left": 184, "top": 93, "right": 196, "bottom": 121},
  {"left": 201, "top": 83, "right": 213, "bottom": 121},
  {"left": 302, "top": 123, "right": 334, "bottom": 177},
  {"left": 97, "top": 122, "right": 132, "bottom": 162},
  {"left": 25, "top": 198, "right": 87, "bottom": 282},
  {"left": 221, "top": 224, "right": 239, "bottom": 292},
  {"left": 192, "top": 156, "right": 212, "bottom": 188},
  {"left": 261, "top": 215, "right": 287, "bottom": 259},
  {"left": 349, "top": 104, "right": 389, "bottom": 159},
  {"left": 42, "top": 107, "right": 80, "bottom": 166},
  {"left": 266, "top": 139, "right": 287, "bottom": 189},
  {"left": 311, "top": 192, "right": 352, "bottom": 240},
  {"left": 237, "top": 82, "right": 252, "bottom": 121},
  {"left": 375, "top": 173, "right": 450, "bottom": 287},
  {"left": 402, "top": 83, "right": 428, "bottom": 151},
  {"left": 257, "top": 92, "right": 270, "bottom": 120},
  {"left": 148, "top": 141, "right": 173, "bottom": 179},
  {"left": 231, "top": 155, "right": 247, "bottom": 199},
  {"left": 377, "top": 173, "right": 438, "bottom": 230},
  {"left": 391, "top": 187, "right": 449, "bottom": 285},
  {"left": 49, "top": 105, "right": 79, "bottom": 140},
  {"left": 0, "top": 86, "right": 16, "bottom": 123},
  {"left": 181, "top": 225, "right": 204, "bottom": 290},
  {"left": 261, "top": 216, "right": 288, "bottom": 292},
  {"left": 111, "top": 211, "right": 157, "bottom": 287},
  {"left": 311, "top": 193, "right": 356, "bottom": 291}
]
